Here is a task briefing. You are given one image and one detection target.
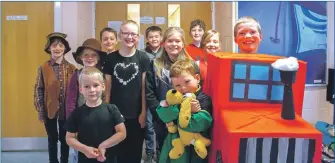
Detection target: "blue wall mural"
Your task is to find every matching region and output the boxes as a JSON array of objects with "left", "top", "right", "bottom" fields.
[{"left": 238, "top": 2, "right": 327, "bottom": 85}]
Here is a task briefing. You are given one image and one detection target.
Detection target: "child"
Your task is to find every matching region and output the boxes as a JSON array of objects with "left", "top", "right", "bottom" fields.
[
  {"left": 146, "top": 27, "right": 201, "bottom": 160},
  {"left": 141, "top": 25, "right": 164, "bottom": 163},
  {"left": 65, "top": 67, "right": 126, "bottom": 163},
  {"left": 103, "top": 20, "right": 151, "bottom": 163},
  {"left": 185, "top": 19, "right": 206, "bottom": 61},
  {"left": 66, "top": 38, "right": 106, "bottom": 163},
  {"left": 144, "top": 25, "right": 163, "bottom": 60},
  {"left": 200, "top": 30, "right": 221, "bottom": 94},
  {"left": 157, "top": 59, "right": 213, "bottom": 163},
  {"left": 99, "top": 27, "right": 118, "bottom": 70},
  {"left": 34, "top": 32, "right": 76, "bottom": 163},
  {"left": 233, "top": 16, "right": 263, "bottom": 54}
]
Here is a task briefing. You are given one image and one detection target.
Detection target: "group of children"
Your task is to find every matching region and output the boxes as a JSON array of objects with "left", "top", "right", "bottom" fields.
[{"left": 34, "top": 16, "right": 263, "bottom": 163}]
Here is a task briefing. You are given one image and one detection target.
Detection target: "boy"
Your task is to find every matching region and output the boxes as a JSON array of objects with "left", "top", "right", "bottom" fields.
[
  {"left": 156, "top": 60, "right": 213, "bottom": 163},
  {"left": 34, "top": 32, "right": 76, "bottom": 163},
  {"left": 143, "top": 25, "right": 163, "bottom": 163},
  {"left": 185, "top": 19, "right": 206, "bottom": 61},
  {"left": 144, "top": 26, "right": 163, "bottom": 60},
  {"left": 65, "top": 67, "right": 126, "bottom": 163},
  {"left": 233, "top": 16, "right": 263, "bottom": 54}
]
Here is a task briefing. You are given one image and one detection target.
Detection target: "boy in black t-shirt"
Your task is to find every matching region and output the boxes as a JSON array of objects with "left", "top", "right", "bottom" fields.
[{"left": 65, "top": 67, "right": 126, "bottom": 163}]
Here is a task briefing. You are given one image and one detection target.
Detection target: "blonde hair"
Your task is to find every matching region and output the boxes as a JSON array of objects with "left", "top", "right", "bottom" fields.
[
  {"left": 170, "top": 60, "right": 196, "bottom": 78},
  {"left": 233, "top": 16, "right": 262, "bottom": 37},
  {"left": 155, "top": 27, "right": 192, "bottom": 79},
  {"left": 78, "top": 67, "right": 104, "bottom": 86},
  {"left": 200, "top": 29, "right": 220, "bottom": 49},
  {"left": 119, "top": 20, "right": 140, "bottom": 37}
]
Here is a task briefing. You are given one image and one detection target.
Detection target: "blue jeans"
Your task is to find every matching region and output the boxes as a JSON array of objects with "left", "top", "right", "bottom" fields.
[
  {"left": 145, "top": 108, "right": 155, "bottom": 155},
  {"left": 69, "top": 147, "right": 78, "bottom": 163}
]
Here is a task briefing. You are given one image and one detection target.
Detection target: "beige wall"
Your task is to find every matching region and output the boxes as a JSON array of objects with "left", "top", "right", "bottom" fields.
[{"left": 58, "top": 2, "right": 334, "bottom": 124}]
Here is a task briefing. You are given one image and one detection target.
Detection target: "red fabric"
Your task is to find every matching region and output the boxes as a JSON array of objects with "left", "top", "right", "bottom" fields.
[{"left": 185, "top": 44, "right": 206, "bottom": 61}]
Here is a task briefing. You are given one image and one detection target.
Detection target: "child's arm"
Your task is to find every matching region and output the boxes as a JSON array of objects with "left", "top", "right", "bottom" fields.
[
  {"left": 99, "top": 122, "right": 126, "bottom": 149},
  {"left": 65, "top": 72, "right": 78, "bottom": 119},
  {"left": 66, "top": 132, "right": 99, "bottom": 158},
  {"left": 146, "top": 61, "right": 160, "bottom": 122},
  {"left": 139, "top": 71, "right": 147, "bottom": 128},
  {"left": 34, "top": 66, "right": 46, "bottom": 122},
  {"left": 104, "top": 74, "right": 112, "bottom": 103}
]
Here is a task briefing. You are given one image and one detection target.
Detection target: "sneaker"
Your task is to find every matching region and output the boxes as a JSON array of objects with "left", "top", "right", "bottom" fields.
[{"left": 144, "top": 154, "right": 155, "bottom": 163}]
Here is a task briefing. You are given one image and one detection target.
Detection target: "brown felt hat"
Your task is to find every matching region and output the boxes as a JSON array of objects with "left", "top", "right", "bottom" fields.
[
  {"left": 72, "top": 38, "right": 106, "bottom": 65},
  {"left": 44, "top": 32, "right": 71, "bottom": 55}
]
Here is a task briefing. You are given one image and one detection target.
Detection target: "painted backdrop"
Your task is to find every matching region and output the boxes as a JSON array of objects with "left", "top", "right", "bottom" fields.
[{"left": 238, "top": 2, "right": 327, "bottom": 85}]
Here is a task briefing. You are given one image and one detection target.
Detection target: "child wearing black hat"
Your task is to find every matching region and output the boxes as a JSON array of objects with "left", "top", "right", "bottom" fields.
[{"left": 34, "top": 32, "right": 76, "bottom": 163}]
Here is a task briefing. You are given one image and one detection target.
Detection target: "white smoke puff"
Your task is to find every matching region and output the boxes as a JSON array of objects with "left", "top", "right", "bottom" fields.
[{"left": 271, "top": 57, "right": 299, "bottom": 71}]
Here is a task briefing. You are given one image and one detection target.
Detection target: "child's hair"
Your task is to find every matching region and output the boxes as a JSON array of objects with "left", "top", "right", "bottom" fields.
[
  {"left": 78, "top": 67, "right": 104, "bottom": 86},
  {"left": 170, "top": 60, "right": 197, "bottom": 78},
  {"left": 233, "top": 16, "right": 262, "bottom": 37},
  {"left": 50, "top": 38, "right": 65, "bottom": 46},
  {"left": 155, "top": 27, "right": 192, "bottom": 79},
  {"left": 119, "top": 20, "right": 140, "bottom": 37},
  {"left": 99, "top": 27, "right": 118, "bottom": 40},
  {"left": 200, "top": 29, "right": 220, "bottom": 49},
  {"left": 145, "top": 26, "right": 162, "bottom": 38},
  {"left": 189, "top": 19, "right": 206, "bottom": 32}
]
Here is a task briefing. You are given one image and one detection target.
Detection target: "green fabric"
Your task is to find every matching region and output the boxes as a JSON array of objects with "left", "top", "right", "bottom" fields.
[{"left": 156, "top": 105, "right": 212, "bottom": 163}]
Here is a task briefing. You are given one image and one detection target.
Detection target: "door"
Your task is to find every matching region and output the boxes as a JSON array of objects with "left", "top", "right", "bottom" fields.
[
  {"left": 95, "top": 2, "right": 212, "bottom": 48},
  {"left": 1, "top": 2, "right": 54, "bottom": 150}
]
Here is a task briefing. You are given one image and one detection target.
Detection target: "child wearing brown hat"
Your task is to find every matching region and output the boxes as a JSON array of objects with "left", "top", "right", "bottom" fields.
[
  {"left": 65, "top": 38, "right": 106, "bottom": 163},
  {"left": 34, "top": 32, "right": 76, "bottom": 163}
]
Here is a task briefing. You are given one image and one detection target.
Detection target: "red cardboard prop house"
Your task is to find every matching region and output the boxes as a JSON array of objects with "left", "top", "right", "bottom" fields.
[{"left": 206, "top": 53, "right": 322, "bottom": 163}]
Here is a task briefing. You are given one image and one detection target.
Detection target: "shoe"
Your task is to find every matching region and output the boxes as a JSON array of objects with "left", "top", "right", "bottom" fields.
[{"left": 144, "top": 154, "right": 155, "bottom": 163}]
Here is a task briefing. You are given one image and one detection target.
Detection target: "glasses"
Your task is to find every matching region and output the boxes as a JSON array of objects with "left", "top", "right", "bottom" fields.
[{"left": 121, "top": 32, "right": 138, "bottom": 38}]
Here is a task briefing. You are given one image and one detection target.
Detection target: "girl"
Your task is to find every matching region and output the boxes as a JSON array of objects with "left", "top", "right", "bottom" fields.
[
  {"left": 200, "top": 29, "right": 221, "bottom": 94},
  {"left": 103, "top": 20, "right": 150, "bottom": 163},
  {"left": 146, "top": 27, "right": 202, "bottom": 161},
  {"left": 66, "top": 38, "right": 106, "bottom": 163}
]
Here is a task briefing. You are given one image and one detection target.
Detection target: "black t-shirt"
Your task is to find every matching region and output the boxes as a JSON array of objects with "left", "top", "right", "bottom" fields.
[
  {"left": 103, "top": 50, "right": 150, "bottom": 118},
  {"left": 65, "top": 103, "right": 125, "bottom": 163}
]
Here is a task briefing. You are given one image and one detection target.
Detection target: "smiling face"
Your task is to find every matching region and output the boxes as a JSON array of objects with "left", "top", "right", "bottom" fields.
[
  {"left": 234, "top": 22, "right": 262, "bottom": 54},
  {"left": 164, "top": 32, "right": 184, "bottom": 62},
  {"left": 79, "top": 74, "right": 105, "bottom": 104},
  {"left": 80, "top": 48, "right": 99, "bottom": 67},
  {"left": 204, "top": 33, "right": 220, "bottom": 54},
  {"left": 119, "top": 23, "right": 139, "bottom": 49},
  {"left": 49, "top": 39, "right": 65, "bottom": 59},
  {"left": 101, "top": 31, "right": 117, "bottom": 53},
  {"left": 190, "top": 25, "right": 204, "bottom": 43},
  {"left": 147, "top": 31, "right": 162, "bottom": 49}
]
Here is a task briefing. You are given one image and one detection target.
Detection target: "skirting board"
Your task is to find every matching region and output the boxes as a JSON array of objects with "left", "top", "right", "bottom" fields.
[{"left": 1, "top": 137, "right": 48, "bottom": 151}]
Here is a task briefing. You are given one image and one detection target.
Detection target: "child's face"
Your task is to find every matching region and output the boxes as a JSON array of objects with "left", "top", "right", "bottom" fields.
[
  {"left": 204, "top": 34, "right": 220, "bottom": 54},
  {"left": 101, "top": 31, "right": 117, "bottom": 52},
  {"left": 171, "top": 72, "right": 200, "bottom": 94},
  {"left": 164, "top": 32, "right": 184, "bottom": 61},
  {"left": 234, "top": 22, "right": 262, "bottom": 53},
  {"left": 79, "top": 75, "right": 105, "bottom": 103},
  {"left": 49, "top": 41, "right": 65, "bottom": 59},
  {"left": 120, "top": 24, "right": 139, "bottom": 49},
  {"left": 80, "top": 48, "right": 99, "bottom": 67},
  {"left": 147, "top": 31, "right": 162, "bottom": 49},
  {"left": 190, "top": 25, "right": 204, "bottom": 43}
]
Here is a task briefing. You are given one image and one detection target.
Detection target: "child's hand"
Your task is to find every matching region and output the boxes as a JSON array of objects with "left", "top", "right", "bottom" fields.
[
  {"left": 97, "top": 146, "right": 106, "bottom": 162},
  {"left": 191, "top": 99, "right": 201, "bottom": 113},
  {"left": 160, "top": 100, "right": 169, "bottom": 107},
  {"left": 83, "top": 146, "right": 99, "bottom": 159}
]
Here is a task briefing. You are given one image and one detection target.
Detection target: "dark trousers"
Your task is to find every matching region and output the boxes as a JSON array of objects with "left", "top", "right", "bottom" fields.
[
  {"left": 114, "top": 118, "right": 145, "bottom": 163},
  {"left": 153, "top": 121, "right": 168, "bottom": 157},
  {"left": 44, "top": 118, "right": 69, "bottom": 163}
]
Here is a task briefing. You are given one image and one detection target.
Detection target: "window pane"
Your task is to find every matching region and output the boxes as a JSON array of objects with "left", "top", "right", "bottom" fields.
[
  {"left": 248, "top": 84, "right": 268, "bottom": 100},
  {"left": 233, "top": 83, "right": 245, "bottom": 99},
  {"left": 250, "top": 65, "right": 269, "bottom": 81},
  {"left": 168, "top": 4, "right": 180, "bottom": 27},
  {"left": 234, "top": 64, "right": 247, "bottom": 79},
  {"left": 271, "top": 85, "right": 284, "bottom": 101},
  {"left": 272, "top": 69, "right": 281, "bottom": 81}
]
